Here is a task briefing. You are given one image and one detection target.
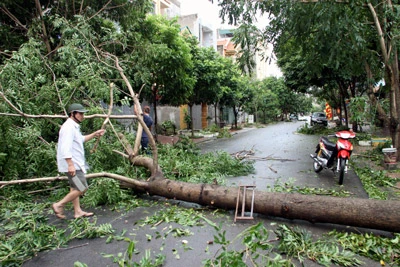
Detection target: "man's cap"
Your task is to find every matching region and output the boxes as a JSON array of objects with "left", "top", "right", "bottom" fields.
[{"left": 67, "top": 103, "right": 88, "bottom": 114}]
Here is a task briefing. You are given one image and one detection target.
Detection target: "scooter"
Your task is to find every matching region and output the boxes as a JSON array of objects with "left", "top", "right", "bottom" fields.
[{"left": 310, "top": 130, "right": 356, "bottom": 185}]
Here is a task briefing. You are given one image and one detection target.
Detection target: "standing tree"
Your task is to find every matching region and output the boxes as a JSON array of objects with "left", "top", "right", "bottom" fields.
[
  {"left": 218, "top": 0, "right": 399, "bottom": 155},
  {"left": 127, "top": 15, "right": 195, "bottom": 132},
  {"left": 259, "top": 78, "right": 281, "bottom": 121},
  {"left": 187, "top": 42, "right": 223, "bottom": 136},
  {"left": 215, "top": 57, "right": 241, "bottom": 126},
  {"left": 0, "top": 0, "right": 400, "bottom": 236},
  {"left": 221, "top": 75, "right": 253, "bottom": 129}
]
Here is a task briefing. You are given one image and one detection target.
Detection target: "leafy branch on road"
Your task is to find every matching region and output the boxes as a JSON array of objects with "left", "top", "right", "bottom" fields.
[
  {"left": 231, "top": 149, "right": 295, "bottom": 162},
  {"left": 268, "top": 179, "right": 352, "bottom": 197}
]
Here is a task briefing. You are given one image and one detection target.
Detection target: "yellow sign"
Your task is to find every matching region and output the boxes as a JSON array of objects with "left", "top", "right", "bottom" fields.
[{"left": 325, "top": 102, "right": 332, "bottom": 120}]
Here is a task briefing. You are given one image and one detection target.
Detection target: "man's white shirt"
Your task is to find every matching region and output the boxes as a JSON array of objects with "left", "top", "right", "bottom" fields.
[{"left": 57, "top": 118, "right": 87, "bottom": 173}]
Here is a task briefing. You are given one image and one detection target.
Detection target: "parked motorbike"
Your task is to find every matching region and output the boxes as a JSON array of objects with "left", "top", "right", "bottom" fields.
[{"left": 310, "top": 130, "right": 356, "bottom": 185}]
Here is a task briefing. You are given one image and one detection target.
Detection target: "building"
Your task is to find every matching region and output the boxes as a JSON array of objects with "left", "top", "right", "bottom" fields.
[
  {"left": 152, "top": 0, "right": 180, "bottom": 17},
  {"left": 149, "top": 0, "right": 281, "bottom": 131},
  {"left": 151, "top": 0, "right": 222, "bottom": 131},
  {"left": 217, "top": 28, "right": 237, "bottom": 58}
]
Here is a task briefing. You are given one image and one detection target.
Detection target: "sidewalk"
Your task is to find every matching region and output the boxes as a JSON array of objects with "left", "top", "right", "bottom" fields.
[
  {"left": 156, "top": 134, "right": 211, "bottom": 145},
  {"left": 155, "top": 127, "right": 254, "bottom": 146}
]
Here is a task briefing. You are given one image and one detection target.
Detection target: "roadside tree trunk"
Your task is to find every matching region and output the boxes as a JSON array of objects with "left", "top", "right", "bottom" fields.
[
  {"left": 388, "top": 56, "right": 400, "bottom": 156},
  {"left": 368, "top": 3, "right": 400, "bottom": 160},
  {"left": 365, "top": 62, "right": 389, "bottom": 128}
]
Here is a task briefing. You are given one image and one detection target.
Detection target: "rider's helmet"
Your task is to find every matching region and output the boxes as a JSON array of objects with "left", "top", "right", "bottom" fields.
[{"left": 67, "top": 103, "right": 88, "bottom": 114}]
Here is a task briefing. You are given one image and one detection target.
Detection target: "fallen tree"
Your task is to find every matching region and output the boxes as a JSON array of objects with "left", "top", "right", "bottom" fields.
[
  {"left": 1, "top": 168, "right": 400, "bottom": 233},
  {"left": 1, "top": 53, "right": 399, "bottom": 234}
]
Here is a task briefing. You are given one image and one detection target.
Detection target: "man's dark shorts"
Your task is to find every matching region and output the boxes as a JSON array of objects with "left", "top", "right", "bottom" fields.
[{"left": 66, "top": 170, "right": 88, "bottom": 192}]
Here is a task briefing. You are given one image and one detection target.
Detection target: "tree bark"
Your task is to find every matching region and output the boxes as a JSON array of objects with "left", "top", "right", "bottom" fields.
[
  {"left": 189, "top": 104, "right": 194, "bottom": 137},
  {"left": 365, "top": 62, "right": 389, "bottom": 128},
  {"left": 233, "top": 106, "right": 238, "bottom": 128},
  {"left": 34, "top": 0, "right": 52, "bottom": 56},
  {"left": 2, "top": 172, "right": 399, "bottom": 233},
  {"left": 143, "top": 178, "right": 400, "bottom": 233},
  {"left": 368, "top": 2, "right": 400, "bottom": 160},
  {"left": 2, "top": 120, "right": 400, "bottom": 235},
  {"left": 2, "top": 47, "right": 399, "bottom": 234}
]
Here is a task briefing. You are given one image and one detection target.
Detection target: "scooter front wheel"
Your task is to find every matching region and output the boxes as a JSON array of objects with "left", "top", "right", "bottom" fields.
[
  {"left": 338, "top": 158, "right": 346, "bottom": 185},
  {"left": 313, "top": 160, "right": 323, "bottom": 173}
]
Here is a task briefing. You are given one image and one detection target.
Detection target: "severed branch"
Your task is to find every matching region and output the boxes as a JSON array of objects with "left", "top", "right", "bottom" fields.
[
  {"left": 87, "top": 0, "right": 112, "bottom": 20},
  {"left": 108, "top": 53, "right": 158, "bottom": 174},
  {"left": 231, "top": 149, "right": 295, "bottom": 162},
  {"left": 133, "top": 84, "right": 146, "bottom": 155},
  {"left": 0, "top": 90, "right": 136, "bottom": 120},
  {"left": 27, "top": 185, "right": 63, "bottom": 194},
  {"left": 232, "top": 147, "right": 255, "bottom": 160},
  {"left": 1, "top": 47, "right": 161, "bottom": 183},
  {"left": 0, "top": 172, "right": 149, "bottom": 191},
  {"left": 91, "top": 83, "right": 114, "bottom": 153},
  {"left": 0, "top": 6, "right": 27, "bottom": 31},
  {"left": 59, "top": 243, "right": 89, "bottom": 251}
]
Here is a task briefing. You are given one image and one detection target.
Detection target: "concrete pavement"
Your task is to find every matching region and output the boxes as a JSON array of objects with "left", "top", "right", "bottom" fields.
[{"left": 23, "top": 124, "right": 384, "bottom": 267}]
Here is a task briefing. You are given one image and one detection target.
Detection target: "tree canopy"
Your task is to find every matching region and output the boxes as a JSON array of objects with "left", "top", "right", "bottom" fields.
[{"left": 218, "top": 0, "right": 399, "bottom": 138}]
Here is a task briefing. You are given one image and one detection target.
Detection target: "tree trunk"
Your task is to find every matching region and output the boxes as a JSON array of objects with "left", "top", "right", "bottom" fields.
[
  {"left": 135, "top": 176, "right": 400, "bottom": 233},
  {"left": 263, "top": 110, "right": 266, "bottom": 124},
  {"left": 365, "top": 62, "right": 389, "bottom": 128},
  {"left": 152, "top": 86, "right": 158, "bottom": 141},
  {"left": 388, "top": 55, "right": 400, "bottom": 159},
  {"left": 233, "top": 106, "right": 238, "bottom": 129},
  {"left": 3, "top": 172, "right": 399, "bottom": 233},
  {"left": 368, "top": 2, "right": 400, "bottom": 160},
  {"left": 338, "top": 83, "right": 349, "bottom": 129},
  {"left": 214, "top": 103, "right": 218, "bottom": 126},
  {"left": 219, "top": 105, "right": 224, "bottom": 128},
  {"left": 189, "top": 104, "right": 194, "bottom": 137}
]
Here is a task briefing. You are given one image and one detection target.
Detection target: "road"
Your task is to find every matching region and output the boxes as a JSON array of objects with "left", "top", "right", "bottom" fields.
[
  {"left": 23, "top": 120, "right": 380, "bottom": 267},
  {"left": 199, "top": 120, "right": 369, "bottom": 198}
]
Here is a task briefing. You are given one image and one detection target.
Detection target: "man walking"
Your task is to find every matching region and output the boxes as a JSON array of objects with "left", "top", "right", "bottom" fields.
[{"left": 52, "top": 103, "right": 105, "bottom": 219}]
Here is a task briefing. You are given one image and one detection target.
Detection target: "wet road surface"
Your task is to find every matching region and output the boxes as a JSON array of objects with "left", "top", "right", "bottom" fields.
[
  {"left": 22, "top": 121, "right": 381, "bottom": 267},
  {"left": 199, "top": 120, "right": 369, "bottom": 198}
]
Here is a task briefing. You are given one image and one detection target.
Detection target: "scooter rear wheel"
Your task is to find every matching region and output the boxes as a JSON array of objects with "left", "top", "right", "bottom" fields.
[
  {"left": 338, "top": 158, "right": 346, "bottom": 185},
  {"left": 313, "top": 160, "right": 323, "bottom": 173}
]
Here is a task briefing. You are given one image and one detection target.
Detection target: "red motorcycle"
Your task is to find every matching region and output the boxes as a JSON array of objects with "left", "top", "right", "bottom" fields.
[{"left": 310, "top": 130, "right": 356, "bottom": 185}]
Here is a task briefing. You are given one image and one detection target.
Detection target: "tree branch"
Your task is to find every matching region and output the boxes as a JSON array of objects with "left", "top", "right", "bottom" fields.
[
  {"left": 0, "top": 90, "right": 137, "bottom": 119},
  {"left": 133, "top": 84, "right": 146, "bottom": 156},
  {"left": 109, "top": 54, "right": 158, "bottom": 174},
  {"left": 91, "top": 83, "right": 114, "bottom": 153},
  {"left": 87, "top": 0, "right": 112, "bottom": 20},
  {"left": 367, "top": 3, "right": 390, "bottom": 66},
  {"left": 0, "top": 172, "right": 149, "bottom": 191},
  {"left": 0, "top": 6, "right": 27, "bottom": 31},
  {"left": 34, "top": 0, "right": 52, "bottom": 55}
]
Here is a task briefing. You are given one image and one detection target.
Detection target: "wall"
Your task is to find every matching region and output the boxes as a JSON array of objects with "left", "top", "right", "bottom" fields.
[
  {"left": 156, "top": 105, "right": 181, "bottom": 129},
  {"left": 108, "top": 101, "right": 229, "bottom": 136}
]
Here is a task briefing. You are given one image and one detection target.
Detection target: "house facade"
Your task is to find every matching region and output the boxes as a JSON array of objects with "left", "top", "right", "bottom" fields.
[
  {"left": 145, "top": 0, "right": 266, "bottom": 131},
  {"left": 150, "top": 0, "right": 225, "bottom": 131}
]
